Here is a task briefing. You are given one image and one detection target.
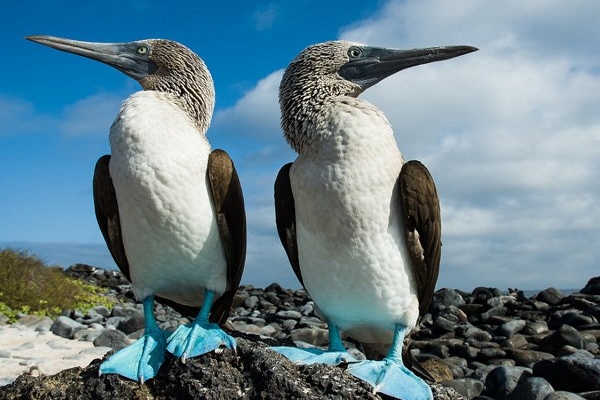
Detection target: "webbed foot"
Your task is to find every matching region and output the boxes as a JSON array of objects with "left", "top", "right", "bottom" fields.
[
  {"left": 347, "top": 358, "right": 432, "bottom": 399},
  {"left": 166, "top": 321, "right": 236, "bottom": 362},
  {"left": 99, "top": 326, "right": 169, "bottom": 383},
  {"left": 272, "top": 345, "right": 356, "bottom": 365}
]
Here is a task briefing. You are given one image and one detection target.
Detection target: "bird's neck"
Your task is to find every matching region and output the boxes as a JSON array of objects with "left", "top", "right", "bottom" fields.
[
  {"left": 281, "top": 95, "right": 391, "bottom": 155},
  {"left": 170, "top": 88, "right": 214, "bottom": 135},
  {"left": 280, "top": 92, "right": 332, "bottom": 154},
  {"left": 143, "top": 73, "right": 215, "bottom": 135}
]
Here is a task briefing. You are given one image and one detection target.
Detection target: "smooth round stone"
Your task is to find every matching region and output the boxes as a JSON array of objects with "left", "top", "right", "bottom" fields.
[
  {"left": 541, "top": 325, "right": 584, "bottom": 354},
  {"left": 533, "top": 350, "right": 600, "bottom": 392},
  {"left": 523, "top": 321, "right": 549, "bottom": 335},
  {"left": 432, "top": 288, "right": 466, "bottom": 310},
  {"left": 535, "top": 287, "right": 565, "bottom": 305},
  {"left": 92, "top": 306, "right": 110, "bottom": 317},
  {"left": 481, "top": 306, "right": 508, "bottom": 322},
  {"left": 483, "top": 366, "right": 532, "bottom": 398},
  {"left": 499, "top": 319, "right": 526, "bottom": 337},
  {"left": 545, "top": 391, "right": 587, "bottom": 400},
  {"left": 581, "top": 276, "right": 600, "bottom": 295},
  {"left": 459, "top": 325, "right": 493, "bottom": 342},
  {"left": 281, "top": 319, "right": 297, "bottom": 331},
  {"left": 421, "top": 358, "right": 453, "bottom": 382},
  {"left": 480, "top": 347, "right": 507, "bottom": 360},
  {"left": 275, "top": 310, "right": 302, "bottom": 320},
  {"left": 290, "top": 327, "right": 328, "bottom": 346},
  {"left": 92, "top": 329, "right": 129, "bottom": 350},
  {"left": 298, "top": 304, "right": 314, "bottom": 316},
  {"left": 441, "top": 378, "right": 483, "bottom": 399},
  {"left": 263, "top": 292, "right": 280, "bottom": 305},
  {"left": 501, "top": 333, "right": 529, "bottom": 349},
  {"left": 509, "top": 376, "right": 554, "bottom": 400},
  {"left": 508, "top": 349, "right": 554, "bottom": 367}
]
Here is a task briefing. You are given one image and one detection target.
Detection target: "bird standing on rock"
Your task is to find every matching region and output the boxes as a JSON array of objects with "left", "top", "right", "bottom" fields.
[
  {"left": 27, "top": 35, "right": 246, "bottom": 383},
  {"left": 273, "top": 40, "right": 477, "bottom": 399}
]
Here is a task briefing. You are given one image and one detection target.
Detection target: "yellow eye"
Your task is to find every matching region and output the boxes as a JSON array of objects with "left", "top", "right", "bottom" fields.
[
  {"left": 348, "top": 47, "right": 362, "bottom": 58},
  {"left": 136, "top": 46, "right": 148, "bottom": 55}
]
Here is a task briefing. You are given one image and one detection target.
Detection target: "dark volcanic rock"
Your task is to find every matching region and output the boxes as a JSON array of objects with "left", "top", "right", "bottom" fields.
[
  {"left": 0, "top": 334, "right": 461, "bottom": 400},
  {"left": 4, "top": 265, "right": 599, "bottom": 399},
  {"left": 532, "top": 350, "right": 600, "bottom": 392},
  {"left": 0, "top": 336, "right": 375, "bottom": 400},
  {"left": 540, "top": 325, "right": 584, "bottom": 354},
  {"left": 535, "top": 288, "right": 564, "bottom": 306},
  {"left": 581, "top": 277, "right": 600, "bottom": 295},
  {"left": 92, "top": 329, "right": 130, "bottom": 351}
]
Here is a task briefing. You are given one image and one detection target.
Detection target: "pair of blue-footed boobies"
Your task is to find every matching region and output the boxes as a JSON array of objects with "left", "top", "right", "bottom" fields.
[
  {"left": 272, "top": 41, "right": 476, "bottom": 399},
  {"left": 27, "top": 36, "right": 246, "bottom": 383},
  {"left": 27, "top": 33, "right": 476, "bottom": 399}
]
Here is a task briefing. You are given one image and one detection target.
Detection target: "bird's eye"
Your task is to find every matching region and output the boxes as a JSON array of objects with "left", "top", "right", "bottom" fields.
[
  {"left": 348, "top": 47, "right": 362, "bottom": 58},
  {"left": 136, "top": 46, "right": 148, "bottom": 55}
]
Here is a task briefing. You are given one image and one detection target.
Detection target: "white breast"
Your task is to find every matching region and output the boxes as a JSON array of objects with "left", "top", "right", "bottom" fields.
[
  {"left": 291, "top": 99, "right": 419, "bottom": 343},
  {"left": 108, "top": 91, "right": 227, "bottom": 306}
]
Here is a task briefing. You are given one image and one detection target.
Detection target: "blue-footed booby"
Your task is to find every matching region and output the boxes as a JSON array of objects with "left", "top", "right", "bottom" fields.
[
  {"left": 27, "top": 35, "right": 246, "bottom": 382},
  {"left": 273, "top": 41, "right": 476, "bottom": 399}
]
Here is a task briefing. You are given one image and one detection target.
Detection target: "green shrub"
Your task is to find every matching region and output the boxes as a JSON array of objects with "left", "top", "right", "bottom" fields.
[{"left": 0, "top": 248, "right": 115, "bottom": 322}]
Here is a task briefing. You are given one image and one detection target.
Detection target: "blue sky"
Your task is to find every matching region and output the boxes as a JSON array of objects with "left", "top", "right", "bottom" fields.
[{"left": 1, "top": 1, "right": 599, "bottom": 291}]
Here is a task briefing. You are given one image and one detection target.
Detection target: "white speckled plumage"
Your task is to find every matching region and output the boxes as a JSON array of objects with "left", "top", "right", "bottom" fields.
[
  {"left": 290, "top": 97, "right": 419, "bottom": 344},
  {"left": 109, "top": 91, "right": 227, "bottom": 305}
]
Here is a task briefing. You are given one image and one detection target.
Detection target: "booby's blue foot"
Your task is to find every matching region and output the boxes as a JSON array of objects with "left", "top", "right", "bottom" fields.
[
  {"left": 348, "top": 359, "right": 432, "bottom": 399},
  {"left": 166, "top": 290, "right": 236, "bottom": 362},
  {"left": 99, "top": 296, "right": 168, "bottom": 382},
  {"left": 272, "top": 346, "right": 356, "bottom": 365},
  {"left": 347, "top": 324, "right": 433, "bottom": 400},
  {"left": 272, "top": 322, "right": 356, "bottom": 365},
  {"left": 166, "top": 321, "right": 235, "bottom": 361}
]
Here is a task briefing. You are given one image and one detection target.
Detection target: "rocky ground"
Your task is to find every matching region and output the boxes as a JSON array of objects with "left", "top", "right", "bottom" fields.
[{"left": 0, "top": 264, "right": 599, "bottom": 399}]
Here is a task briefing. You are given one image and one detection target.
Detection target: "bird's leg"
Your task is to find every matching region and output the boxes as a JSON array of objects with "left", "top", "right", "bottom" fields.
[
  {"left": 347, "top": 323, "right": 433, "bottom": 400},
  {"left": 271, "top": 321, "right": 356, "bottom": 365},
  {"left": 99, "top": 295, "right": 168, "bottom": 383},
  {"left": 166, "top": 289, "right": 235, "bottom": 362}
]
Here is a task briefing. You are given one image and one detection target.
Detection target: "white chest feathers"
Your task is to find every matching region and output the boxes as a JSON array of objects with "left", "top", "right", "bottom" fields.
[
  {"left": 290, "top": 99, "right": 419, "bottom": 343},
  {"left": 108, "top": 91, "right": 227, "bottom": 305}
]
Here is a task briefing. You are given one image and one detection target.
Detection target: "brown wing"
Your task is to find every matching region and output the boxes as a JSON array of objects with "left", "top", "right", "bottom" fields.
[
  {"left": 206, "top": 149, "right": 247, "bottom": 324},
  {"left": 93, "top": 155, "right": 130, "bottom": 280},
  {"left": 399, "top": 160, "right": 442, "bottom": 317},
  {"left": 274, "top": 163, "right": 304, "bottom": 287}
]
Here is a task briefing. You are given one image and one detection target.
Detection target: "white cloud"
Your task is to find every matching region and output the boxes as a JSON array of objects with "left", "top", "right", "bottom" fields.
[
  {"left": 59, "top": 92, "right": 123, "bottom": 136},
  {"left": 253, "top": 4, "right": 279, "bottom": 31},
  {"left": 0, "top": 95, "right": 56, "bottom": 136},
  {"left": 212, "top": 70, "right": 283, "bottom": 140}
]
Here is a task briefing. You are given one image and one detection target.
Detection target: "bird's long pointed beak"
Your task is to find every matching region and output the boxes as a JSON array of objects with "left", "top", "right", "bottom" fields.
[
  {"left": 26, "top": 35, "right": 157, "bottom": 81},
  {"left": 339, "top": 45, "right": 478, "bottom": 90}
]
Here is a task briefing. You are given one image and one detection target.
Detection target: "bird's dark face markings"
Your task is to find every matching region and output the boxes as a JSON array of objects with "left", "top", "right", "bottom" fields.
[
  {"left": 279, "top": 40, "right": 477, "bottom": 153},
  {"left": 339, "top": 44, "right": 478, "bottom": 91},
  {"left": 26, "top": 35, "right": 215, "bottom": 133}
]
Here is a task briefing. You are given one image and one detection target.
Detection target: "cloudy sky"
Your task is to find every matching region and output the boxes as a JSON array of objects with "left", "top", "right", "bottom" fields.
[{"left": 1, "top": 1, "right": 598, "bottom": 292}]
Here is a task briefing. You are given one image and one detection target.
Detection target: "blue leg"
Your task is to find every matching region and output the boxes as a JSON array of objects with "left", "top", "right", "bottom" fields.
[
  {"left": 99, "top": 296, "right": 168, "bottom": 383},
  {"left": 166, "top": 289, "right": 236, "bottom": 362},
  {"left": 347, "top": 324, "right": 433, "bottom": 399},
  {"left": 272, "top": 322, "right": 356, "bottom": 365}
]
